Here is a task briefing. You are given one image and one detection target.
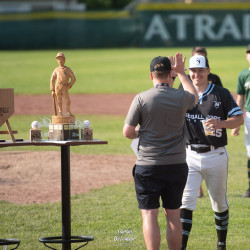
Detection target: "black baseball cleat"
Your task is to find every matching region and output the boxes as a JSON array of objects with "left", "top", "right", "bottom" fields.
[
  {"left": 242, "top": 188, "right": 250, "bottom": 198},
  {"left": 216, "top": 242, "right": 226, "bottom": 250}
]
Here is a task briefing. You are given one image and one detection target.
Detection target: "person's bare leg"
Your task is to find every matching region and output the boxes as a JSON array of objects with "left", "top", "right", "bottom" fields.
[
  {"left": 141, "top": 209, "right": 160, "bottom": 250},
  {"left": 164, "top": 208, "right": 182, "bottom": 250}
]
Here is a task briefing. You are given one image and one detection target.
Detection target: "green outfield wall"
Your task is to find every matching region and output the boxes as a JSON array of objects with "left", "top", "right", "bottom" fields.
[{"left": 0, "top": 3, "right": 249, "bottom": 49}]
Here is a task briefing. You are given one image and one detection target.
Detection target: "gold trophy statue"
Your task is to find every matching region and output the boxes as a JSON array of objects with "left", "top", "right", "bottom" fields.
[{"left": 49, "top": 52, "right": 79, "bottom": 140}]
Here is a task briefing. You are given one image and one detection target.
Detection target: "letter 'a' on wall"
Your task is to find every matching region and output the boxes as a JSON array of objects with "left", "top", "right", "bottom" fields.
[{"left": 0, "top": 89, "right": 14, "bottom": 127}]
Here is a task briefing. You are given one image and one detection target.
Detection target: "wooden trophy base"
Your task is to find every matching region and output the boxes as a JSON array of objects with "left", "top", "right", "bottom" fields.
[
  {"left": 49, "top": 124, "right": 79, "bottom": 141},
  {"left": 49, "top": 115, "right": 79, "bottom": 141},
  {"left": 52, "top": 115, "right": 75, "bottom": 124}
]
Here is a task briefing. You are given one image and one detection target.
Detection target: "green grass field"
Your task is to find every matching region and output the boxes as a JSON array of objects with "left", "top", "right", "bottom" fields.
[
  {"left": 0, "top": 46, "right": 248, "bottom": 94},
  {"left": 0, "top": 47, "right": 249, "bottom": 249},
  {"left": 0, "top": 128, "right": 249, "bottom": 249}
]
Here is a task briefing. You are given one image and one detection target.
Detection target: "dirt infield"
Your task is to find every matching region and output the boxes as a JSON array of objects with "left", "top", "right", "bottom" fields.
[
  {"left": 0, "top": 94, "right": 136, "bottom": 204},
  {"left": 14, "top": 94, "right": 136, "bottom": 115},
  {"left": 0, "top": 151, "right": 136, "bottom": 204}
]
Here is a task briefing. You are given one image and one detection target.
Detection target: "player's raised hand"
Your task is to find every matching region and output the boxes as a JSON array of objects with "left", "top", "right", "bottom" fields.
[
  {"left": 171, "top": 52, "right": 199, "bottom": 103},
  {"left": 171, "top": 53, "right": 186, "bottom": 74},
  {"left": 169, "top": 55, "right": 175, "bottom": 67}
]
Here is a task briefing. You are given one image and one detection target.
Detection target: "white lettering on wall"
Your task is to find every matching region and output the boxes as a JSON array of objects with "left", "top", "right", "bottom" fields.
[
  {"left": 144, "top": 14, "right": 170, "bottom": 41},
  {"left": 195, "top": 15, "right": 217, "bottom": 40},
  {"left": 243, "top": 14, "right": 250, "bottom": 39},
  {"left": 144, "top": 13, "right": 249, "bottom": 42},
  {"left": 169, "top": 14, "right": 192, "bottom": 40},
  {"left": 217, "top": 14, "right": 241, "bottom": 40}
]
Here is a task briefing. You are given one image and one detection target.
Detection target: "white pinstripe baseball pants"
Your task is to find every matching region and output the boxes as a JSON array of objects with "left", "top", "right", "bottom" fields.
[{"left": 181, "top": 146, "right": 229, "bottom": 213}]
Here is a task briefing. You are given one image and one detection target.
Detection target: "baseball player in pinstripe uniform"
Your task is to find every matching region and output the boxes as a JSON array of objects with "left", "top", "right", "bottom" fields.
[
  {"left": 180, "top": 46, "right": 224, "bottom": 199},
  {"left": 180, "top": 55, "right": 244, "bottom": 250},
  {"left": 192, "top": 47, "right": 223, "bottom": 199}
]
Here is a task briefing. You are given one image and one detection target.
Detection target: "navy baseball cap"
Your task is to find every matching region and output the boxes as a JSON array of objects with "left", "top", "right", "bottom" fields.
[
  {"left": 189, "top": 55, "right": 209, "bottom": 69},
  {"left": 150, "top": 56, "right": 171, "bottom": 72}
]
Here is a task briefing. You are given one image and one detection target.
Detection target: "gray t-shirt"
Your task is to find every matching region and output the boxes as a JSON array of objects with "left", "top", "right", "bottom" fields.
[{"left": 125, "top": 86, "right": 195, "bottom": 165}]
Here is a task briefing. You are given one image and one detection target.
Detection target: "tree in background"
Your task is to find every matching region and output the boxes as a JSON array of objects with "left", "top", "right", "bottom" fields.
[{"left": 79, "top": 0, "right": 133, "bottom": 10}]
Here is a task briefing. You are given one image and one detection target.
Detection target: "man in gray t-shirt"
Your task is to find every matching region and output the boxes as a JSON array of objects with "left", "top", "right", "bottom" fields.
[{"left": 123, "top": 53, "right": 198, "bottom": 250}]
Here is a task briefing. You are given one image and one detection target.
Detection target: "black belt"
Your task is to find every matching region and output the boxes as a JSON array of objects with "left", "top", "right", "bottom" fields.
[{"left": 186, "top": 144, "right": 218, "bottom": 153}]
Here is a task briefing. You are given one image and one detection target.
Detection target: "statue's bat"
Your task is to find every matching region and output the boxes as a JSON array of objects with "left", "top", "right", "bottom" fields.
[{"left": 52, "top": 92, "right": 57, "bottom": 116}]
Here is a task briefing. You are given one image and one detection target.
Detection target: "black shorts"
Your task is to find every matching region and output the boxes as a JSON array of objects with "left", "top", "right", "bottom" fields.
[{"left": 133, "top": 163, "right": 188, "bottom": 210}]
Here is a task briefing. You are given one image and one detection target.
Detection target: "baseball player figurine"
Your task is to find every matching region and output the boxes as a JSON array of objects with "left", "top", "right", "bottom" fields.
[
  {"left": 180, "top": 55, "right": 244, "bottom": 250},
  {"left": 231, "top": 44, "right": 250, "bottom": 198},
  {"left": 50, "top": 52, "right": 76, "bottom": 116}
]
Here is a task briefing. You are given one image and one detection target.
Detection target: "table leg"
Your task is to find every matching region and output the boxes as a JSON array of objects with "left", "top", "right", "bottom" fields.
[{"left": 61, "top": 145, "right": 71, "bottom": 250}]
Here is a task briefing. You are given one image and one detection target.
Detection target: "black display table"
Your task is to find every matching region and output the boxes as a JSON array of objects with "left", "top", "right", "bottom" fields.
[
  {"left": 0, "top": 139, "right": 108, "bottom": 250},
  {"left": 0, "top": 239, "right": 20, "bottom": 250}
]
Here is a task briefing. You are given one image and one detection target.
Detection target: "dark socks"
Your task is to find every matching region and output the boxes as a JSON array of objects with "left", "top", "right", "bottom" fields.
[
  {"left": 180, "top": 208, "right": 193, "bottom": 250},
  {"left": 215, "top": 210, "right": 229, "bottom": 248},
  {"left": 180, "top": 209, "right": 229, "bottom": 249}
]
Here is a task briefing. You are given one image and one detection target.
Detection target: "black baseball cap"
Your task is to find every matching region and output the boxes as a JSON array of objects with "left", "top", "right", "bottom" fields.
[
  {"left": 150, "top": 56, "right": 171, "bottom": 72},
  {"left": 246, "top": 44, "right": 250, "bottom": 53}
]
